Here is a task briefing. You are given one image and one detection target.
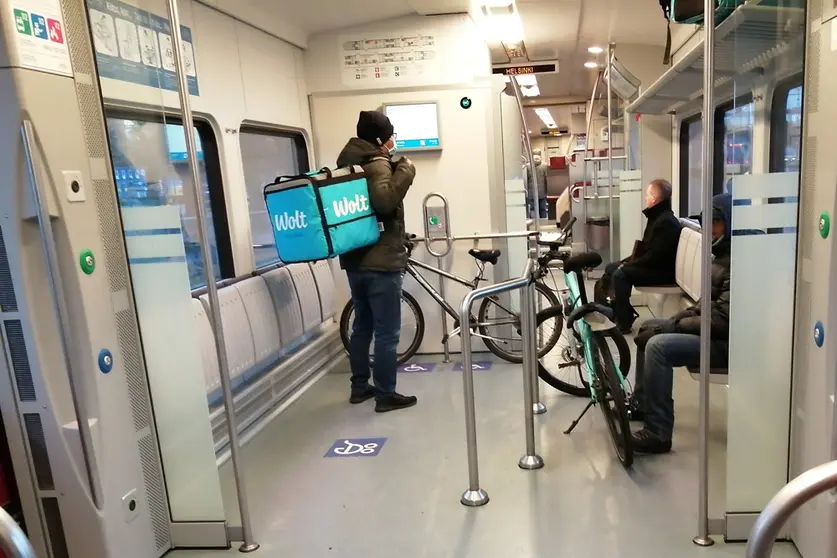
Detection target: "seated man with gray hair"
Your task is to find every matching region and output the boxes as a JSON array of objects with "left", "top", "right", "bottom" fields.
[{"left": 603, "top": 178, "right": 682, "bottom": 333}]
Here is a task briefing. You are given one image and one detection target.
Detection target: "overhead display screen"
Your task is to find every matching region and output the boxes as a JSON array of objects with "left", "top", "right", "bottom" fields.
[{"left": 383, "top": 102, "right": 442, "bottom": 152}]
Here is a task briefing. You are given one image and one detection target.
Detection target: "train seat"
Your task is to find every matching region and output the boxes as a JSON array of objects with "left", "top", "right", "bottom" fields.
[
  {"left": 192, "top": 261, "right": 343, "bottom": 455},
  {"left": 636, "top": 226, "right": 702, "bottom": 317}
]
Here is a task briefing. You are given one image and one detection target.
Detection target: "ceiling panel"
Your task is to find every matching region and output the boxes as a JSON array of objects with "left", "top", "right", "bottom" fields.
[{"left": 248, "top": 0, "right": 418, "bottom": 35}]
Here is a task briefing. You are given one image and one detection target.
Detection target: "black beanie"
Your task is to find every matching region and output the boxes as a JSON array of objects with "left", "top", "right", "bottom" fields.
[{"left": 357, "top": 111, "right": 394, "bottom": 146}]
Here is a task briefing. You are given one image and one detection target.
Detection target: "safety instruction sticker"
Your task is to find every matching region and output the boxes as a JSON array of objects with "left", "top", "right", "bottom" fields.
[
  {"left": 9, "top": 0, "right": 72, "bottom": 77},
  {"left": 339, "top": 32, "right": 438, "bottom": 87},
  {"left": 87, "top": 0, "right": 199, "bottom": 95}
]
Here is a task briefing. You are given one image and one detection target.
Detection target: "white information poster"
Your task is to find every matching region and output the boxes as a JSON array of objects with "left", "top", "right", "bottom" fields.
[
  {"left": 340, "top": 33, "right": 438, "bottom": 87},
  {"left": 9, "top": 0, "right": 73, "bottom": 77}
]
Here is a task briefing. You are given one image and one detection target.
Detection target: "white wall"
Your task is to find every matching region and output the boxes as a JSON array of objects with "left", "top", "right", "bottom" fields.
[
  {"left": 98, "top": 0, "right": 312, "bottom": 274},
  {"left": 306, "top": 14, "right": 514, "bottom": 354}
]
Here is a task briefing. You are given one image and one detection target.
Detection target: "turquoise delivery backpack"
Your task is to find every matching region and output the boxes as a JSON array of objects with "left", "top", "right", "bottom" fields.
[{"left": 263, "top": 166, "right": 380, "bottom": 263}]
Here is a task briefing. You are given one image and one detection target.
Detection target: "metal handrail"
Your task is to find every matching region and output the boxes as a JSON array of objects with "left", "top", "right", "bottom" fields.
[
  {"left": 746, "top": 460, "right": 837, "bottom": 558},
  {"left": 409, "top": 231, "right": 537, "bottom": 243},
  {"left": 0, "top": 507, "right": 35, "bottom": 557},
  {"left": 422, "top": 192, "right": 453, "bottom": 257},
  {"left": 459, "top": 258, "right": 539, "bottom": 507}
]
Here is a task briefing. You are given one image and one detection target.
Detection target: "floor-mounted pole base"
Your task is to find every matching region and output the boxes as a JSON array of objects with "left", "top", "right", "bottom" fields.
[
  {"left": 692, "top": 536, "right": 715, "bottom": 547},
  {"left": 461, "top": 489, "right": 489, "bottom": 507},
  {"left": 518, "top": 454, "right": 544, "bottom": 470},
  {"left": 533, "top": 402, "right": 547, "bottom": 415},
  {"left": 239, "top": 542, "right": 261, "bottom": 553}
]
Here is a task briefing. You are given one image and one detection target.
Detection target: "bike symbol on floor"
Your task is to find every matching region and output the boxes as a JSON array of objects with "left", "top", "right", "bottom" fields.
[
  {"left": 325, "top": 437, "right": 388, "bottom": 458},
  {"left": 398, "top": 362, "right": 437, "bottom": 373},
  {"left": 453, "top": 361, "right": 494, "bottom": 372}
]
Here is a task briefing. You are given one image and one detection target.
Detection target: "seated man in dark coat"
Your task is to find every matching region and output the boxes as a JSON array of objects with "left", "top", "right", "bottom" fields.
[{"left": 606, "top": 179, "right": 682, "bottom": 333}]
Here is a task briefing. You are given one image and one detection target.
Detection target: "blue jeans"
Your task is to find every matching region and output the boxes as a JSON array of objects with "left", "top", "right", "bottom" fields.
[
  {"left": 527, "top": 197, "right": 548, "bottom": 219},
  {"left": 347, "top": 271, "right": 402, "bottom": 397},
  {"left": 633, "top": 319, "right": 700, "bottom": 441}
]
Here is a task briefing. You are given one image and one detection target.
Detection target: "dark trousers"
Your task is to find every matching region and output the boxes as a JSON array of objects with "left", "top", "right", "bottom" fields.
[
  {"left": 346, "top": 271, "right": 402, "bottom": 398},
  {"left": 633, "top": 318, "right": 701, "bottom": 441},
  {"left": 527, "top": 196, "right": 548, "bottom": 219},
  {"left": 605, "top": 261, "right": 675, "bottom": 329}
]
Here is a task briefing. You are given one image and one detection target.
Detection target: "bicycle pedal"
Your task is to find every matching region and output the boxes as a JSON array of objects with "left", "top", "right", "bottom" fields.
[{"left": 557, "top": 360, "right": 580, "bottom": 369}]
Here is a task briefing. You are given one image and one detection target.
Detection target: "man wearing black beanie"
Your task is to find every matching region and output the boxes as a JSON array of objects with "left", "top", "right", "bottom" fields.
[{"left": 337, "top": 110, "right": 418, "bottom": 413}]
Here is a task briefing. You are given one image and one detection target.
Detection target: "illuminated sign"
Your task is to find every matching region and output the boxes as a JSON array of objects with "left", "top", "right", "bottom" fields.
[{"left": 492, "top": 63, "right": 558, "bottom": 76}]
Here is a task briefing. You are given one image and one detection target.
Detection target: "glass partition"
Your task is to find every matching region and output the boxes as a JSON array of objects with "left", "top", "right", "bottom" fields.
[
  {"left": 706, "top": 0, "right": 806, "bottom": 541},
  {"left": 89, "top": 0, "right": 232, "bottom": 536}
]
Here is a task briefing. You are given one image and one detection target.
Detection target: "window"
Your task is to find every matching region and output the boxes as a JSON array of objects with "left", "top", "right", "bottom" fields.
[
  {"left": 678, "top": 115, "right": 703, "bottom": 218},
  {"left": 239, "top": 127, "right": 310, "bottom": 268},
  {"left": 770, "top": 76, "right": 803, "bottom": 173},
  {"left": 714, "top": 94, "right": 754, "bottom": 193},
  {"left": 106, "top": 115, "right": 233, "bottom": 289}
]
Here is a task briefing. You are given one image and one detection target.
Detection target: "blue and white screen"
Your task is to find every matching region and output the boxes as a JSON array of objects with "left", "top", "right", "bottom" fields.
[{"left": 385, "top": 103, "right": 441, "bottom": 150}]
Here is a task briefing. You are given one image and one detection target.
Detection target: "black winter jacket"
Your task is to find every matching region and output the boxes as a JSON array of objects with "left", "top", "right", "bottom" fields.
[
  {"left": 673, "top": 192, "right": 732, "bottom": 367},
  {"left": 336, "top": 138, "right": 415, "bottom": 272},
  {"left": 621, "top": 198, "right": 682, "bottom": 284}
]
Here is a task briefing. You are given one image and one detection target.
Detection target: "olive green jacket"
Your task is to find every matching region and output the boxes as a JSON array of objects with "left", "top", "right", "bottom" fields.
[{"left": 336, "top": 138, "right": 415, "bottom": 272}]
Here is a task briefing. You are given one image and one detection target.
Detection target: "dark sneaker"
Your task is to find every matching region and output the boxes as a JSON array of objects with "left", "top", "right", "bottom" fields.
[
  {"left": 349, "top": 385, "right": 375, "bottom": 405},
  {"left": 631, "top": 428, "right": 672, "bottom": 454},
  {"left": 618, "top": 324, "right": 633, "bottom": 335},
  {"left": 375, "top": 393, "right": 418, "bottom": 413}
]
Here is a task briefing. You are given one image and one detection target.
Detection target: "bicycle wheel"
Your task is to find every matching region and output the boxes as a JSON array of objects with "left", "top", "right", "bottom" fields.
[
  {"left": 592, "top": 332, "right": 633, "bottom": 468},
  {"left": 339, "top": 290, "right": 425, "bottom": 366},
  {"left": 537, "top": 307, "right": 631, "bottom": 398},
  {"left": 478, "top": 281, "right": 561, "bottom": 364}
]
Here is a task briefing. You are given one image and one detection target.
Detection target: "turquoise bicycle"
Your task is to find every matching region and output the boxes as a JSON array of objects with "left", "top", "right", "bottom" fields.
[{"left": 533, "top": 217, "right": 634, "bottom": 468}]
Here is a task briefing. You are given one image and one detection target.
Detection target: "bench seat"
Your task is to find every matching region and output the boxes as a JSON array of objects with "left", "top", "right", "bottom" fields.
[
  {"left": 191, "top": 261, "right": 345, "bottom": 459},
  {"left": 687, "top": 366, "right": 730, "bottom": 386},
  {"left": 635, "top": 223, "right": 702, "bottom": 317}
]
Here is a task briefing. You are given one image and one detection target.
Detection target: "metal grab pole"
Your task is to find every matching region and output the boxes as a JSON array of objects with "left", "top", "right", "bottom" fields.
[
  {"left": 438, "top": 256, "right": 451, "bottom": 363},
  {"left": 164, "top": 0, "right": 258, "bottom": 551},
  {"left": 518, "top": 280, "right": 544, "bottom": 470},
  {"left": 0, "top": 507, "right": 35, "bottom": 558},
  {"left": 510, "top": 77, "right": 539, "bottom": 234},
  {"left": 532, "top": 282, "right": 546, "bottom": 415},
  {"left": 606, "top": 43, "right": 615, "bottom": 260},
  {"left": 459, "top": 262, "right": 534, "bottom": 507},
  {"left": 746, "top": 460, "right": 837, "bottom": 558},
  {"left": 21, "top": 121, "right": 103, "bottom": 511},
  {"left": 694, "top": 0, "right": 716, "bottom": 548}
]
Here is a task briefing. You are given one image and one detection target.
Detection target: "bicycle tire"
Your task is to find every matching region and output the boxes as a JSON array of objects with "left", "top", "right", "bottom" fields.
[
  {"left": 536, "top": 306, "right": 631, "bottom": 397},
  {"left": 592, "top": 332, "right": 634, "bottom": 468},
  {"left": 339, "top": 290, "right": 425, "bottom": 366},
  {"left": 478, "top": 281, "right": 562, "bottom": 364}
]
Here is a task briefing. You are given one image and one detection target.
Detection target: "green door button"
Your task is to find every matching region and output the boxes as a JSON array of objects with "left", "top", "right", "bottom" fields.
[
  {"left": 819, "top": 212, "right": 830, "bottom": 239},
  {"left": 80, "top": 249, "right": 96, "bottom": 275},
  {"left": 429, "top": 216, "right": 439, "bottom": 226}
]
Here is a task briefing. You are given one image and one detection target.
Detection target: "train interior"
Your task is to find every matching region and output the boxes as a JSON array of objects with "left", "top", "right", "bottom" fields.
[{"left": 0, "top": 0, "right": 832, "bottom": 556}]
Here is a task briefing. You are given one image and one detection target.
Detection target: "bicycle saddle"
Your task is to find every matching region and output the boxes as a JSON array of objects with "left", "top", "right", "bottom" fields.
[
  {"left": 562, "top": 252, "right": 602, "bottom": 274},
  {"left": 469, "top": 249, "right": 501, "bottom": 265}
]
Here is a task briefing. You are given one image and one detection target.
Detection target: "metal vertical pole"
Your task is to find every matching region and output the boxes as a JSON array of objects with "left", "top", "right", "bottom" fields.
[
  {"left": 438, "top": 256, "right": 451, "bottom": 362},
  {"left": 518, "top": 281, "right": 544, "bottom": 470},
  {"left": 460, "top": 290, "right": 488, "bottom": 507},
  {"left": 532, "top": 285, "right": 546, "bottom": 415},
  {"left": 164, "top": 0, "right": 258, "bottom": 551},
  {"left": 606, "top": 43, "right": 616, "bottom": 261},
  {"left": 510, "top": 77, "right": 539, "bottom": 236},
  {"left": 694, "top": 0, "right": 716, "bottom": 547}
]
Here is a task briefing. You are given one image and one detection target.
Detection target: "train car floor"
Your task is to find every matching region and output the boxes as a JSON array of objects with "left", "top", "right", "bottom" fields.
[{"left": 170, "top": 325, "right": 799, "bottom": 558}]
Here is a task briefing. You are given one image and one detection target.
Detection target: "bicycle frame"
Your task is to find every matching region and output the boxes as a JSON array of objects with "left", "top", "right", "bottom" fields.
[
  {"left": 562, "top": 269, "right": 628, "bottom": 400},
  {"left": 405, "top": 257, "right": 519, "bottom": 332}
]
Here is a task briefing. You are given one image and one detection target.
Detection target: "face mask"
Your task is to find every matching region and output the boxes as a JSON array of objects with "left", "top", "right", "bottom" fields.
[
  {"left": 533, "top": 156, "right": 542, "bottom": 165},
  {"left": 712, "top": 233, "right": 725, "bottom": 247},
  {"left": 387, "top": 143, "right": 397, "bottom": 155}
]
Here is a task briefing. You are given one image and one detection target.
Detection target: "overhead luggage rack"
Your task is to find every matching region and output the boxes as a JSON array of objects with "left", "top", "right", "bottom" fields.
[{"left": 627, "top": 1, "right": 806, "bottom": 116}]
